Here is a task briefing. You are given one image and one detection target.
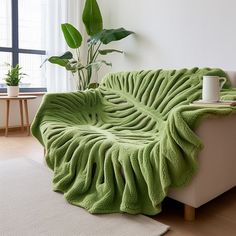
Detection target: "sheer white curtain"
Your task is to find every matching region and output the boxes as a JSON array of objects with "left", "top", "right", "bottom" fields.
[{"left": 45, "top": 0, "right": 84, "bottom": 92}]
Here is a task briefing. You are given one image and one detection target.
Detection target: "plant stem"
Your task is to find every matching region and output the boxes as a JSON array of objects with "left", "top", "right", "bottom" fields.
[
  {"left": 76, "top": 49, "right": 80, "bottom": 61},
  {"left": 87, "top": 44, "right": 92, "bottom": 64},
  {"left": 81, "top": 69, "right": 86, "bottom": 89},
  {"left": 91, "top": 42, "right": 102, "bottom": 63},
  {"left": 90, "top": 44, "right": 94, "bottom": 63}
]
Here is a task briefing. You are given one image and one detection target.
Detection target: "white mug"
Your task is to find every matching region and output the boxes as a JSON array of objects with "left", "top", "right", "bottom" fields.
[{"left": 202, "top": 76, "right": 226, "bottom": 102}]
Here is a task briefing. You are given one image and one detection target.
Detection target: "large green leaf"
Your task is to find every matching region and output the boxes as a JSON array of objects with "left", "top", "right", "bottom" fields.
[
  {"left": 48, "top": 57, "right": 69, "bottom": 67},
  {"left": 82, "top": 0, "right": 103, "bottom": 36},
  {"left": 59, "top": 51, "right": 73, "bottom": 59},
  {"left": 61, "top": 23, "right": 82, "bottom": 49},
  {"left": 87, "top": 60, "right": 112, "bottom": 71},
  {"left": 41, "top": 51, "right": 73, "bottom": 68},
  {"left": 99, "top": 49, "right": 123, "bottom": 55},
  {"left": 48, "top": 51, "right": 73, "bottom": 67},
  {"left": 91, "top": 28, "right": 134, "bottom": 45}
]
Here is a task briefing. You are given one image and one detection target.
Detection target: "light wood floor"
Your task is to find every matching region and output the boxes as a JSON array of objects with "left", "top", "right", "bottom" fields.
[{"left": 0, "top": 132, "right": 236, "bottom": 235}]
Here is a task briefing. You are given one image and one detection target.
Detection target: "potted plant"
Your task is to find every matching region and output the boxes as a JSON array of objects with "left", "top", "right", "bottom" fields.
[
  {"left": 4, "top": 64, "right": 26, "bottom": 97},
  {"left": 43, "top": 0, "right": 134, "bottom": 90}
]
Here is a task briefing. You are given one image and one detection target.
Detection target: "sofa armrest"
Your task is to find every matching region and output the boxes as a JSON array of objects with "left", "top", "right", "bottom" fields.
[
  {"left": 31, "top": 89, "right": 101, "bottom": 145},
  {"left": 168, "top": 111, "right": 236, "bottom": 208}
]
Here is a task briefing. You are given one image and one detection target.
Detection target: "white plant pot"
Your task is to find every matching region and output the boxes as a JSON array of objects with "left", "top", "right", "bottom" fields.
[{"left": 7, "top": 86, "right": 19, "bottom": 97}]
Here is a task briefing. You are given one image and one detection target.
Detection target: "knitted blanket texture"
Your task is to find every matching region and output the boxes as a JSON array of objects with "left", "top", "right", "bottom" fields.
[{"left": 31, "top": 68, "right": 236, "bottom": 215}]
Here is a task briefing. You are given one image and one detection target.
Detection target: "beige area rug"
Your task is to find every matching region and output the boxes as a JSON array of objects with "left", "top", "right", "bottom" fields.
[{"left": 0, "top": 158, "right": 169, "bottom": 236}]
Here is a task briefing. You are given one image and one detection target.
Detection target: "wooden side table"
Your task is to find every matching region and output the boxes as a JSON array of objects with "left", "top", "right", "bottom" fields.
[{"left": 0, "top": 96, "right": 37, "bottom": 136}]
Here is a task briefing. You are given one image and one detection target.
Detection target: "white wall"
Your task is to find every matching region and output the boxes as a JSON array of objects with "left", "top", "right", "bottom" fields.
[{"left": 98, "top": 0, "right": 236, "bottom": 78}]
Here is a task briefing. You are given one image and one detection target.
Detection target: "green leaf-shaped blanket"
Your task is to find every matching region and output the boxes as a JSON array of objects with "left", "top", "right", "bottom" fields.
[{"left": 31, "top": 68, "right": 236, "bottom": 215}]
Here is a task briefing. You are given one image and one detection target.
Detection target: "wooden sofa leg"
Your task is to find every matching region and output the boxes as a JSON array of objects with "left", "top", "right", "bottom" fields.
[{"left": 184, "top": 204, "right": 195, "bottom": 221}]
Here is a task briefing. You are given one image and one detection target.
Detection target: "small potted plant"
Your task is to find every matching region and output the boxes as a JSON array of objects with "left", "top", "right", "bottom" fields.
[{"left": 3, "top": 64, "right": 26, "bottom": 97}]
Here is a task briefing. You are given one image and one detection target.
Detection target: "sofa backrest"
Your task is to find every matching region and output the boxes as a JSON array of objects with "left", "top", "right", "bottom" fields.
[
  {"left": 226, "top": 71, "right": 236, "bottom": 87},
  {"left": 100, "top": 68, "right": 228, "bottom": 119}
]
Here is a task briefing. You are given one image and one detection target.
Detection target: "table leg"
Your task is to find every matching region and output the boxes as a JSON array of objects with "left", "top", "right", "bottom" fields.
[
  {"left": 24, "top": 99, "right": 30, "bottom": 136},
  {"left": 5, "top": 100, "right": 10, "bottom": 137},
  {"left": 19, "top": 100, "right": 24, "bottom": 132}
]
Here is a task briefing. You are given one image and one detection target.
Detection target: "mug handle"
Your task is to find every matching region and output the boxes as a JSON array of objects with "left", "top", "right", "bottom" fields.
[{"left": 219, "top": 77, "right": 227, "bottom": 89}]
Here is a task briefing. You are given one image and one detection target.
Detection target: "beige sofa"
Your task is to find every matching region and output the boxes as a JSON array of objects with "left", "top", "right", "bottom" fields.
[
  {"left": 168, "top": 71, "right": 236, "bottom": 220},
  {"left": 42, "top": 71, "right": 236, "bottom": 220}
]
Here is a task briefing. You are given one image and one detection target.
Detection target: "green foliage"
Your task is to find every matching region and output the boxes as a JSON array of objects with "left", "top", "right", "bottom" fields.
[
  {"left": 61, "top": 24, "right": 82, "bottom": 48},
  {"left": 90, "top": 28, "right": 134, "bottom": 45},
  {"left": 98, "top": 49, "right": 123, "bottom": 55},
  {"left": 45, "top": 0, "right": 134, "bottom": 90},
  {"left": 82, "top": 0, "right": 103, "bottom": 36},
  {"left": 48, "top": 51, "right": 73, "bottom": 67},
  {"left": 3, "top": 64, "right": 26, "bottom": 86}
]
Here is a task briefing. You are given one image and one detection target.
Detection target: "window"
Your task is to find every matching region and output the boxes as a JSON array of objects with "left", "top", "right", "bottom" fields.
[{"left": 0, "top": 0, "right": 47, "bottom": 92}]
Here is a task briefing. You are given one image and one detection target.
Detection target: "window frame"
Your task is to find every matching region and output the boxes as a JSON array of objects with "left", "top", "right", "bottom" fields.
[{"left": 0, "top": 0, "right": 47, "bottom": 93}]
